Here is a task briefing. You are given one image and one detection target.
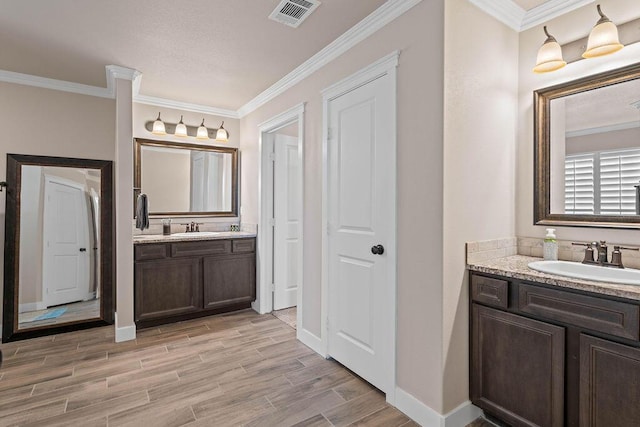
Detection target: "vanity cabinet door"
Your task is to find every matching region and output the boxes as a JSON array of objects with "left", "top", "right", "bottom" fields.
[
  {"left": 471, "top": 304, "right": 565, "bottom": 427},
  {"left": 203, "top": 254, "right": 256, "bottom": 310},
  {"left": 580, "top": 334, "right": 640, "bottom": 427},
  {"left": 135, "top": 258, "right": 203, "bottom": 322}
]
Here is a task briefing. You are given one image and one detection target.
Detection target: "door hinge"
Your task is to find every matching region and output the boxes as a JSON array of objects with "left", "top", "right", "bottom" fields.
[
  {"left": 269, "top": 218, "right": 276, "bottom": 227},
  {"left": 270, "top": 283, "right": 275, "bottom": 292},
  {"left": 327, "top": 128, "right": 332, "bottom": 140},
  {"left": 268, "top": 152, "right": 276, "bottom": 162}
]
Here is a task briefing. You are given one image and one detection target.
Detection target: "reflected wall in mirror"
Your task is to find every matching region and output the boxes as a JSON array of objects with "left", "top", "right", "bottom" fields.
[
  {"left": 134, "top": 139, "right": 238, "bottom": 217},
  {"left": 535, "top": 62, "right": 640, "bottom": 228},
  {"left": 3, "top": 154, "right": 114, "bottom": 342}
]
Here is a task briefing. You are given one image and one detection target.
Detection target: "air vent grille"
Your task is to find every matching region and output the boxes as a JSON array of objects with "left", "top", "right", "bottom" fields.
[{"left": 269, "top": 0, "right": 321, "bottom": 28}]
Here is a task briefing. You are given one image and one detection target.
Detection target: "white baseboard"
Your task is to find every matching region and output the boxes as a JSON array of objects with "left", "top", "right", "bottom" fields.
[
  {"left": 19, "top": 302, "right": 47, "bottom": 313},
  {"left": 114, "top": 312, "right": 136, "bottom": 342},
  {"left": 297, "top": 327, "right": 326, "bottom": 357},
  {"left": 394, "top": 388, "right": 482, "bottom": 427}
]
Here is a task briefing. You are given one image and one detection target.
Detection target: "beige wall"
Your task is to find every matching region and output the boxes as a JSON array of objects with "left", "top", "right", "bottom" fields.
[
  {"left": 0, "top": 82, "right": 115, "bottom": 331},
  {"left": 240, "top": 0, "right": 447, "bottom": 411},
  {"left": 517, "top": 0, "right": 640, "bottom": 244},
  {"left": 443, "top": 0, "right": 519, "bottom": 412},
  {"left": 141, "top": 148, "right": 191, "bottom": 212},
  {"left": 566, "top": 127, "right": 640, "bottom": 155}
]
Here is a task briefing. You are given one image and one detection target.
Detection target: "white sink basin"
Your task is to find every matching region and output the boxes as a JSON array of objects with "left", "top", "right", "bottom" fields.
[
  {"left": 170, "top": 232, "right": 222, "bottom": 237},
  {"left": 528, "top": 260, "right": 640, "bottom": 286}
]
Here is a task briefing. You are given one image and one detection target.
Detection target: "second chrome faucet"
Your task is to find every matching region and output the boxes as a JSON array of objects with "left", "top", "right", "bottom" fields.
[{"left": 572, "top": 241, "right": 639, "bottom": 269}]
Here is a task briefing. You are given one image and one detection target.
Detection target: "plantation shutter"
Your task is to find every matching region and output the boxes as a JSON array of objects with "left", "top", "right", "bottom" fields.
[
  {"left": 599, "top": 149, "right": 640, "bottom": 215},
  {"left": 565, "top": 153, "right": 595, "bottom": 214}
]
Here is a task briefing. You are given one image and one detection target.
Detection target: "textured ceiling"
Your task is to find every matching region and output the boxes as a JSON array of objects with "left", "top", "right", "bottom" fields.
[{"left": 0, "top": 0, "right": 386, "bottom": 110}]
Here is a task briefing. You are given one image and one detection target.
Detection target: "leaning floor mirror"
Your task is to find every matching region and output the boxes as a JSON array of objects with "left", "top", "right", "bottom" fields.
[{"left": 3, "top": 154, "right": 114, "bottom": 342}]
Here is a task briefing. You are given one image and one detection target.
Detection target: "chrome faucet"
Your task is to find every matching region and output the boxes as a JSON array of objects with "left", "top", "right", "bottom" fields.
[{"left": 179, "top": 222, "right": 202, "bottom": 232}]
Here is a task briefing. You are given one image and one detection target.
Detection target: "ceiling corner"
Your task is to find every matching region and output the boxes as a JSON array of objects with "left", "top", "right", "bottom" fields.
[{"left": 467, "top": 0, "right": 525, "bottom": 32}]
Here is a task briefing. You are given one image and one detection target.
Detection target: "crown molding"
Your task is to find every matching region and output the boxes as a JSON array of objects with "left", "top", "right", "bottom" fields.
[
  {"left": 0, "top": 69, "right": 113, "bottom": 98},
  {"left": 520, "top": 0, "right": 594, "bottom": 31},
  {"left": 134, "top": 94, "right": 239, "bottom": 119},
  {"left": 467, "top": 0, "right": 525, "bottom": 32},
  {"left": 236, "top": 0, "right": 423, "bottom": 118},
  {"left": 468, "top": 0, "right": 595, "bottom": 32},
  {"left": 566, "top": 121, "right": 640, "bottom": 138}
]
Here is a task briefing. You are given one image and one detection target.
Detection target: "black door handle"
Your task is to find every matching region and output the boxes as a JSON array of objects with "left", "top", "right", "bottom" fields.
[
  {"left": 79, "top": 248, "right": 87, "bottom": 252},
  {"left": 371, "top": 245, "right": 384, "bottom": 255}
]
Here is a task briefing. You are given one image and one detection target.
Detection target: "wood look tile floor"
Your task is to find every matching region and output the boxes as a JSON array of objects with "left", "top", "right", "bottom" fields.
[{"left": 0, "top": 309, "right": 417, "bottom": 427}]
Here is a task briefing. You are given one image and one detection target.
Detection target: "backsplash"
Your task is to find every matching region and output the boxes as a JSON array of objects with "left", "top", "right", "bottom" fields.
[
  {"left": 132, "top": 219, "right": 239, "bottom": 236},
  {"left": 467, "top": 236, "right": 640, "bottom": 270},
  {"left": 466, "top": 237, "right": 517, "bottom": 264}
]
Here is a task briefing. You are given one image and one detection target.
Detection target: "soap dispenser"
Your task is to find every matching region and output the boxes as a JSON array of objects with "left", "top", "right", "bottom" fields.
[{"left": 543, "top": 228, "right": 558, "bottom": 261}]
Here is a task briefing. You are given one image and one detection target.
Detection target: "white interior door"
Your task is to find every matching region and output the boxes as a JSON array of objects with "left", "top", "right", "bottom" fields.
[
  {"left": 273, "top": 133, "right": 301, "bottom": 310},
  {"left": 43, "top": 178, "right": 91, "bottom": 307},
  {"left": 326, "top": 72, "right": 396, "bottom": 394}
]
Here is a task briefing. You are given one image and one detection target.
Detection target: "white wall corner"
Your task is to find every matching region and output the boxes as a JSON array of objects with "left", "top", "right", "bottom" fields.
[
  {"left": 237, "top": 0, "right": 421, "bottom": 117},
  {"left": 106, "top": 65, "right": 142, "bottom": 97},
  {"left": 114, "top": 312, "right": 136, "bottom": 342},
  {"left": 443, "top": 401, "right": 483, "bottom": 427},
  {"left": 466, "top": 0, "right": 525, "bottom": 32}
]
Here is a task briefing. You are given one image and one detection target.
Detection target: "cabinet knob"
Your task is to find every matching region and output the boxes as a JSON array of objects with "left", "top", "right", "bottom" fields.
[{"left": 371, "top": 245, "right": 385, "bottom": 255}]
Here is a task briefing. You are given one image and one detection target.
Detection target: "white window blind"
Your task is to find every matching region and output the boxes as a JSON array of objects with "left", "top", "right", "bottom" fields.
[
  {"left": 565, "top": 153, "right": 595, "bottom": 215},
  {"left": 565, "top": 149, "right": 640, "bottom": 215},
  {"left": 599, "top": 149, "right": 640, "bottom": 215}
]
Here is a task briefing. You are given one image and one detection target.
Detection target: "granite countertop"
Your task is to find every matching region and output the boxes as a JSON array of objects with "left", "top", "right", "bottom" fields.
[
  {"left": 133, "top": 231, "right": 257, "bottom": 245},
  {"left": 468, "top": 255, "right": 640, "bottom": 301}
]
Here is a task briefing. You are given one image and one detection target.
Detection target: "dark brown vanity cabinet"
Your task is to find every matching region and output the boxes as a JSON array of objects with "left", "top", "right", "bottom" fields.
[
  {"left": 134, "top": 238, "right": 256, "bottom": 328},
  {"left": 470, "top": 272, "right": 640, "bottom": 427}
]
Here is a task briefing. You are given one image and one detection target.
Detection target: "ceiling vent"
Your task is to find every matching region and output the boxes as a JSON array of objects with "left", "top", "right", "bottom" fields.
[{"left": 269, "top": 0, "right": 321, "bottom": 28}]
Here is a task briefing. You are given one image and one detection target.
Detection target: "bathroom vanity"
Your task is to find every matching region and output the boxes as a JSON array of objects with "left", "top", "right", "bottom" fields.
[
  {"left": 468, "top": 256, "right": 640, "bottom": 427},
  {"left": 133, "top": 233, "right": 256, "bottom": 328}
]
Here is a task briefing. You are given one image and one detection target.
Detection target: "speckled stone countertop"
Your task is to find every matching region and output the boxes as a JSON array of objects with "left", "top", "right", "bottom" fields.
[
  {"left": 468, "top": 255, "right": 640, "bottom": 301},
  {"left": 133, "top": 231, "right": 256, "bottom": 245}
]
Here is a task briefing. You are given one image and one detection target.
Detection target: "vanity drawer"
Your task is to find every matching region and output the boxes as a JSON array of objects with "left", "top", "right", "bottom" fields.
[
  {"left": 171, "top": 240, "right": 231, "bottom": 258},
  {"left": 518, "top": 284, "right": 640, "bottom": 341},
  {"left": 135, "top": 244, "right": 169, "bottom": 261},
  {"left": 232, "top": 238, "right": 255, "bottom": 253},
  {"left": 471, "top": 274, "right": 509, "bottom": 309}
]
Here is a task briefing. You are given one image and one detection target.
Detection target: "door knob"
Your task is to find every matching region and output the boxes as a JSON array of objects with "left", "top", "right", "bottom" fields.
[
  {"left": 371, "top": 245, "right": 385, "bottom": 255},
  {"left": 79, "top": 248, "right": 87, "bottom": 252}
]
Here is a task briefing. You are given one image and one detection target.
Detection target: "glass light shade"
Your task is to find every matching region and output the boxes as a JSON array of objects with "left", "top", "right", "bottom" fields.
[
  {"left": 583, "top": 21, "right": 624, "bottom": 58},
  {"left": 175, "top": 115, "right": 188, "bottom": 137},
  {"left": 215, "top": 122, "right": 229, "bottom": 142},
  {"left": 533, "top": 27, "right": 566, "bottom": 74},
  {"left": 196, "top": 119, "right": 209, "bottom": 140},
  {"left": 534, "top": 40, "right": 566, "bottom": 73},
  {"left": 151, "top": 113, "right": 166, "bottom": 135}
]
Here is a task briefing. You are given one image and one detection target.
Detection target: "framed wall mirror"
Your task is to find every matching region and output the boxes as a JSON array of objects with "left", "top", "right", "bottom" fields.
[
  {"left": 134, "top": 138, "right": 238, "bottom": 217},
  {"left": 3, "top": 154, "right": 114, "bottom": 342},
  {"left": 534, "top": 62, "right": 640, "bottom": 228}
]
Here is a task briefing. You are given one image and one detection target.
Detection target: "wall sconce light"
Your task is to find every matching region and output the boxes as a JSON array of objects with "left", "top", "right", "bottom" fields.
[
  {"left": 145, "top": 114, "right": 230, "bottom": 141},
  {"left": 196, "top": 119, "right": 209, "bottom": 140},
  {"left": 152, "top": 112, "right": 167, "bottom": 135},
  {"left": 175, "top": 115, "right": 188, "bottom": 137},
  {"left": 583, "top": 4, "right": 624, "bottom": 58},
  {"left": 533, "top": 26, "right": 566, "bottom": 73},
  {"left": 215, "top": 121, "right": 229, "bottom": 142}
]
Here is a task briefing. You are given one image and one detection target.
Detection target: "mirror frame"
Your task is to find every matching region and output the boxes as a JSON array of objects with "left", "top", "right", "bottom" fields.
[
  {"left": 534, "top": 62, "right": 640, "bottom": 229},
  {"left": 134, "top": 138, "right": 239, "bottom": 218},
  {"left": 3, "top": 154, "right": 114, "bottom": 342}
]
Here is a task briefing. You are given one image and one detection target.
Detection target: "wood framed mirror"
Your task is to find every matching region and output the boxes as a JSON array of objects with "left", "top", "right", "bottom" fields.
[
  {"left": 134, "top": 138, "right": 238, "bottom": 218},
  {"left": 534, "top": 62, "right": 640, "bottom": 228},
  {"left": 3, "top": 154, "right": 114, "bottom": 342}
]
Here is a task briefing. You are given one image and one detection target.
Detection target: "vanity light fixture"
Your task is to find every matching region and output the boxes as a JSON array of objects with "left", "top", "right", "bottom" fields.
[
  {"left": 583, "top": 4, "right": 624, "bottom": 59},
  {"left": 196, "top": 119, "right": 209, "bottom": 140},
  {"left": 216, "top": 121, "right": 229, "bottom": 142},
  {"left": 533, "top": 26, "right": 566, "bottom": 74},
  {"left": 175, "top": 115, "right": 188, "bottom": 137},
  {"left": 151, "top": 112, "right": 167, "bottom": 135}
]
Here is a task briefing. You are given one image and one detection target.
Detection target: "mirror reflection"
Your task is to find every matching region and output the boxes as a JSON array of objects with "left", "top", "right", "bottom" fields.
[
  {"left": 549, "top": 77, "right": 640, "bottom": 216},
  {"left": 18, "top": 165, "right": 101, "bottom": 329},
  {"left": 135, "top": 139, "right": 238, "bottom": 217}
]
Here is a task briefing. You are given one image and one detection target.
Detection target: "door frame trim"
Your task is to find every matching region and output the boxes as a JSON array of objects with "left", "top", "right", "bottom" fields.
[
  {"left": 255, "top": 103, "right": 305, "bottom": 331},
  {"left": 321, "top": 51, "right": 399, "bottom": 404},
  {"left": 42, "top": 174, "right": 91, "bottom": 308}
]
